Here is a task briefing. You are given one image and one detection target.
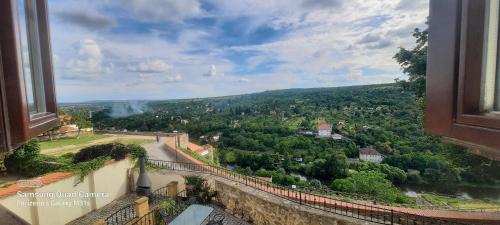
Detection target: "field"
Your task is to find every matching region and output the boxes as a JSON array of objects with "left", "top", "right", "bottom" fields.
[{"left": 39, "top": 134, "right": 155, "bottom": 156}]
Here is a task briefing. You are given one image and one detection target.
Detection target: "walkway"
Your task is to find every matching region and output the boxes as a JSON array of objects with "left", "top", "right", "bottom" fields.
[{"left": 143, "top": 137, "right": 180, "bottom": 162}]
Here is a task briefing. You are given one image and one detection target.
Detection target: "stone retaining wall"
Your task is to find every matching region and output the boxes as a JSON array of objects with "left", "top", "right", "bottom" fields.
[{"left": 214, "top": 180, "right": 373, "bottom": 225}]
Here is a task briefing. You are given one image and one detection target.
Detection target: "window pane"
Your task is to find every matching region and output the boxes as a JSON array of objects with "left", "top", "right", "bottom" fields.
[{"left": 17, "top": 0, "right": 46, "bottom": 115}]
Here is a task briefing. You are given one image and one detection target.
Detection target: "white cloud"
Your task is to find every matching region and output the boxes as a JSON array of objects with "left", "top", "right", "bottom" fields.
[
  {"left": 203, "top": 64, "right": 223, "bottom": 77},
  {"left": 165, "top": 74, "right": 183, "bottom": 83},
  {"left": 128, "top": 59, "right": 172, "bottom": 73},
  {"left": 64, "top": 39, "right": 113, "bottom": 80},
  {"left": 127, "top": 73, "right": 182, "bottom": 87},
  {"left": 122, "top": 0, "right": 202, "bottom": 23},
  {"left": 229, "top": 0, "right": 427, "bottom": 78},
  {"left": 48, "top": 0, "right": 428, "bottom": 101}
]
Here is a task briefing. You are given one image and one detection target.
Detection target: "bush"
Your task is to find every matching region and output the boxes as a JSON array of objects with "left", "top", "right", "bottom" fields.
[
  {"left": 4, "top": 140, "right": 65, "bottom": 177},
  {"left": 126, "top": 144, "right": 147, "bottom": 159},
  {"left": 73, "top": 143, "right": 128, "bottom": 163}
]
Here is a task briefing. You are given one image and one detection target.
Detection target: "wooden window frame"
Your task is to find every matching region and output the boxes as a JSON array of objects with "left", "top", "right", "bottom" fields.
[
  {"left": 0, "top": 0, "right": 58, "bottom": 149},
  {"left": 426, "top": 0, "right": 500, "bottom": 160}
]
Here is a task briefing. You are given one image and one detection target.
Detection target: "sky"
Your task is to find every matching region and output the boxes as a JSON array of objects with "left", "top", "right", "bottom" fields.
[{"left": 47, "top": 0, "right": 429, "bottom": 102}]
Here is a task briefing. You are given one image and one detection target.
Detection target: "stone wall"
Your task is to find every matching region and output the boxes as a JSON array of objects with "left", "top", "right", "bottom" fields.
[{"left": 215, "top": 181, "right": 371, "bottom": 225}]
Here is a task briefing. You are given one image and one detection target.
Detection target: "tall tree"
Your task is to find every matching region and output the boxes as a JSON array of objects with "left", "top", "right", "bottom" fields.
[{"left": 394, "top": 26, "right": 428, "bottom": 97}]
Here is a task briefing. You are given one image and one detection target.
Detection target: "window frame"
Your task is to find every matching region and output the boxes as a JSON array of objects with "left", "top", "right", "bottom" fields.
[
  {"left": 0, "top": 0, "right": 58, "bottom": 149},
  {"left": 426, "top": 0, "right": 500, "bottom": 160}
]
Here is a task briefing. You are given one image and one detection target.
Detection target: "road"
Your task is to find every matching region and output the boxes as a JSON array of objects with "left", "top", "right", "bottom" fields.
[{"left": 142, "top": 137, "right": 190, "bottom": 163}]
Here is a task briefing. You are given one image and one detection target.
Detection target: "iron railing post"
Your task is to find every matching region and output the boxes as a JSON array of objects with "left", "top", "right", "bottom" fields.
[{"left": 391, "top": 209, "right": 394, "bottom": 225}]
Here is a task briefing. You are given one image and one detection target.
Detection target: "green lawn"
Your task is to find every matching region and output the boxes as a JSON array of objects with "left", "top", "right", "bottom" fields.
[
  {"left": 39, "top": 134, "right": 154, "bottom": 156},
  {"left": 422, "top": 193, "right": 500, "bottom": 211},
  {"left": 39, "top": 134, "right": 108, "bottom": 149}
]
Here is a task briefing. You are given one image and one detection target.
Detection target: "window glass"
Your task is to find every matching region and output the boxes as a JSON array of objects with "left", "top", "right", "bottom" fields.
[{"left": 17, "top": 0, "right": 46, "bottom": 115}]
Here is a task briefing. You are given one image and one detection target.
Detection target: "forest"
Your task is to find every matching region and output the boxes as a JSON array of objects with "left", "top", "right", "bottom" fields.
[{"left": 75, "top": 83, "right": 500, "bottom": 204}]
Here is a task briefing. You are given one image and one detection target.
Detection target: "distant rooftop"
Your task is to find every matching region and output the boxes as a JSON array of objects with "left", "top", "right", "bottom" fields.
[
  {"left": 318, "top": 123, "right": 332, "bottom": 130},
  {"left": 359, "top": 147, "right": 382, "bottom": 156}
]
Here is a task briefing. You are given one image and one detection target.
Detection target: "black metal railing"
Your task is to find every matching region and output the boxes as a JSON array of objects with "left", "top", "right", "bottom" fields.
[
  {"left": 105, "top": 204, "right": 136, "bottom": 225},
  {"left": 106, "top": 185, "right": 185, "bottom": 225},
  {"left": 130, "top": 209, "right": 156, "bottom": 225},
  {"left": 148, "top": 186, "right": 168, "bottom": 207},
  {"left": 146, "top": 159, "right": 482, "bottom": 225},
  {"left": 130, "top": 190, "right": 189, "bottom": 225}
]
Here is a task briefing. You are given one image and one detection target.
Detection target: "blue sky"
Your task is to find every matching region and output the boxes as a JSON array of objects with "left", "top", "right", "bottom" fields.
[{"left": 47, "top": 0, "right": 428, "bottom": 102}]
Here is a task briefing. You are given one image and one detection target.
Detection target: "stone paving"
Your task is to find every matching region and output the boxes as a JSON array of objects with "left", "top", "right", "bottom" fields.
[{"left": 66, "top": 194, "right": 140, "bottom": 225}]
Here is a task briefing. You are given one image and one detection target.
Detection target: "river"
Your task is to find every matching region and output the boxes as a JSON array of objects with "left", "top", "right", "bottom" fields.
[{"left": 399, "top": 184, "right": 500, "bottom": 201}]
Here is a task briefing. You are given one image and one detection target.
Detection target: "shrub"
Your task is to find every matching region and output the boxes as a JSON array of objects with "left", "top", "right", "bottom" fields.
[
  {"left": 158, "top": 198, "right": 177, "bottom": 216},
  {"left": 126, "top": 144, "right": 147, "bottom": 159},
  {"left": 4, "top": 140, "right": 65, "bottom": 177},
  {"left": 63, "top": 156, "right": 110, "bottom": 181},
  {"left": 73, "top": 143, "right": 128, "bottom": 163}
]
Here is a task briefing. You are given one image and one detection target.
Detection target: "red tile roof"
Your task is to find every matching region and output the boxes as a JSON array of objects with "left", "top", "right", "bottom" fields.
[{"left": 318, "top": 123, "right": 332, "bottom": 130}]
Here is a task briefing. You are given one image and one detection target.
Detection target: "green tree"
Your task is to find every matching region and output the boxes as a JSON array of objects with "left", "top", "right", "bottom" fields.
[
  {"left": 394, "top": 26, "right": 428, "bottom": 97},
  {"left": 331, "top": 171, "right": 412, "bottom": 204}
]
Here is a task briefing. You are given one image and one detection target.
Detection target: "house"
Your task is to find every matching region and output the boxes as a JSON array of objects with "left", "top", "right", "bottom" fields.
[
  {"left": 331, "top": 133, "right": 343, "bottom": 140},
  {"left": 337, "top": 120, "right": 346, "bottom": 126},
  {"left": 317, "top": 123, "right": 332, "bottom": 137},
  {"left": 58, "top": 124, "right": 79, "bottom": 134},
  {"left": 181, "top": 119, "right": 189, "bottom": 125},
  {"left": 294, "top": 157, "right": 303, "bottom": 162},
  {"left": 299, "top": 130, "right": 314, "bottom": 136},
  {"left": 80, "top": 127, "right": 93, "bottom": 132},
  {"left": 359, "top": 147, "right": 383, "bottom": 163},
  {"left": 58, "top": 115, "right": 72, "bottom": 125},
  {"left": 212, "top": 133, "right": 221, "bottom": 142}
]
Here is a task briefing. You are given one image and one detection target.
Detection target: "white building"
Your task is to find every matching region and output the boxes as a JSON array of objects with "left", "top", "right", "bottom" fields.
[
  {"left": 359, "top": 147, "right": 383, "bottom": 163},
  {"left": 331, "top": 133, "right": 343, "bottom": 140},
  {"left": 317, "top": 123, "right": 332, "bottom": 137},
  {"left": 212, "top": 135, "right": 220, "bottom": 142}
]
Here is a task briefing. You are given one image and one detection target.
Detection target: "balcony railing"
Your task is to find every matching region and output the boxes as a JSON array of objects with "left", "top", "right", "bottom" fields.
[
  {"left": 105, "top": 186, "right": 185, "bottom": 225},
  {"left": 105, "top": 204, "right": 136, "bottom": 225},
  {"left": 146, "top": 158, "right": 480, "bottom": 225}
]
